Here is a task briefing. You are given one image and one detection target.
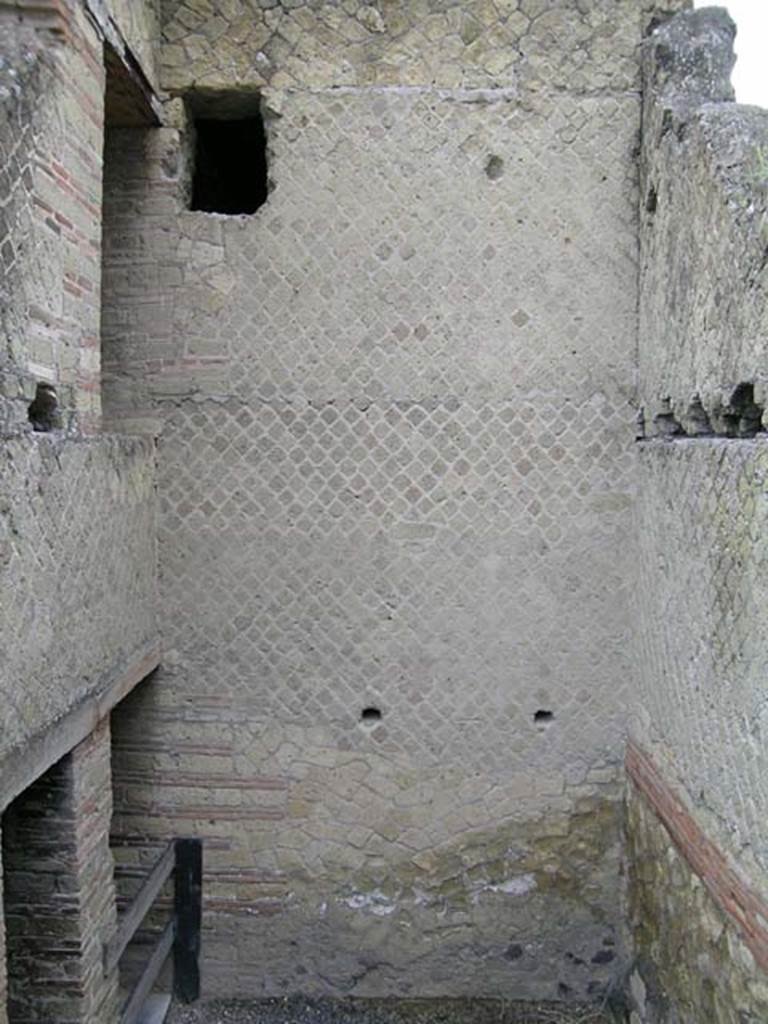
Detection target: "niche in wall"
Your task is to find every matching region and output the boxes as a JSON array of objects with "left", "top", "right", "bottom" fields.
[{"left": 187, "top": 92, "right": 268, "bottom": 215}]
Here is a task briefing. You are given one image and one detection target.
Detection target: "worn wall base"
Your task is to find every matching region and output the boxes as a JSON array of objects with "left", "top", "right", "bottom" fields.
[{"left": 626, "top": 770, "right": 768, "bottom": 1023}]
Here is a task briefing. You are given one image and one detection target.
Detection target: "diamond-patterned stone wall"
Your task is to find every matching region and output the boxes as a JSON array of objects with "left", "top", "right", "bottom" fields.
[
  {"left": 106, "top": 3, "right": 653, "bottom": 998},
  {"left": 0, "top": 434, "right": 157, "bottom": 766},
  {"left": 634, "top": 442, "right": 768, "bottom": 892}
]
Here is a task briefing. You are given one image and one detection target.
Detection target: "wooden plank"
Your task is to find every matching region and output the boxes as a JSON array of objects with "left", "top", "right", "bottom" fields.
[
  {"left": 120, "top": 920, "right": 175, "bottom": 1024},
  {"left": 105, "top": 841, "right": 176, "bottom": 975},
  {"left": 173, "top": 838, "right": 203, "bottom": 1003}
]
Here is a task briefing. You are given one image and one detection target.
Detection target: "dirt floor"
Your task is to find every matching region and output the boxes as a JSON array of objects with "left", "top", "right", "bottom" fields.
[{"left": 168, "top": 997, "right": 622, "bottom": 1024}]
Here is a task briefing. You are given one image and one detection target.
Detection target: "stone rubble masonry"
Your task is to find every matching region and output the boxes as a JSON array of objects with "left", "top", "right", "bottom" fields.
[
  {"left": 2, "top": 718, "right": 120, "bottom": 1024},
  {"left": 0, "top": 434, "right": 158, "bottom": 771},
  {"left": 112, "top": 676, "right": 628, "bottom": 999},
  {"left": 636, "top": 3, "right": 768, "bottom": 908},
  {"left": 625, "top": 768, "right": 768, "bottom": 1024},
  {"left": 629, "top": 7, "right": 768, "bottom": 1020},
  {"left": 627, "top": 742, "right": 768, "bottom": 976},
  {"left": 102, "top": 0, "right": 686, "bottom": 1000},
  {"left": 159, "top": 0, "right": 687, "bottom": 94}
]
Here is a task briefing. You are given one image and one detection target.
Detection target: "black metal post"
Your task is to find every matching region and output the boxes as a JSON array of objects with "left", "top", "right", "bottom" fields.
[{"left": 173, "top": 837, "right": 203, "bottom": 1002}]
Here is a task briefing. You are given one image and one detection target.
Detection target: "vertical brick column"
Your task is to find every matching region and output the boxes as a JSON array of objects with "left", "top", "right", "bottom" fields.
[
  {"left": 0, "top": 829, "right": 7, "bottom": 1024},
  {"left": 2, "top": 720, "right": 119, "bottom": 1024}
]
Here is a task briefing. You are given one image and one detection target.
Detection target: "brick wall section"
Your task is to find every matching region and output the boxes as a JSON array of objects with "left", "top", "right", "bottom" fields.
[
  {"left": 0, "top": 834, "right": 6, "bottom": 1024},
  {"left": 0, "top": 0, "right": 161, "bottom": 433},
  {"left": 2, "top": 719, "right": 119, "bottom": 1024},
  {"left": 0, "top": 5, "right": 104, "bottom": 433}
]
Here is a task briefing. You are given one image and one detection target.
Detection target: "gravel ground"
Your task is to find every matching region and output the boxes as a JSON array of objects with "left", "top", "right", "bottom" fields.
[{"left": 168, "top": 997, "right": 621, "bottom": 1024}]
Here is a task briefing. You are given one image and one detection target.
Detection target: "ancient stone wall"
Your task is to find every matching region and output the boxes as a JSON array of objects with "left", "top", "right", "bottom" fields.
[
  {"left": 0, "top": 10, "right": 104, "bottom": 434},
  {"left": 0, "top": 0, "right": 159, "bottom": 435},
  {"left": 0, "top": 834, "right": 5, "bottom": 1024},
  {"left": 106, "top": 0, "right": 161, "bottom": 91},
  {"left": 105, "top": 0, "right": 684, "bottom": 1001},
  {"left": 2, "top": 719, "right": 120, "bottom": 1024},
  {"left": 630, "top": 9, "right": 768, "bottom": 1021},
  {"left": 638, "top": 8, "right": 768, "bottom": 438},
  {"left": 0, "top": 0, "right": 161, "bottom": 756},
  {"left": 626, "top": 779, "right": 768, "bottom": 1023},
  {"left": 0, "top": 434, "right": 158, "bottom": 774}
]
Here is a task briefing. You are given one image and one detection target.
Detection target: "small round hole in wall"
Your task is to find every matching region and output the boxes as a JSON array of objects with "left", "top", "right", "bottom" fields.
[
  {"left": 485, "top": 154, "right": 504, "bottom": 180},
  {"left": 534, "top": 710, "right": 554, "bottom": 727},
  {"left": 360, "top": 707, "right": 382, "bottom": 728}
]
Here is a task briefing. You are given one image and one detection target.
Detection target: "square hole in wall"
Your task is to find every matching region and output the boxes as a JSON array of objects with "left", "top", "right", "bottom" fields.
[{"left": 187, "top": 92, "right": 268, "bottom": 215}]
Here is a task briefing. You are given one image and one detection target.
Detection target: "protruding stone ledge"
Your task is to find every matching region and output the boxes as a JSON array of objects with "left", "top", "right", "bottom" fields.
[{"left": 0, "top": 638, "right": 161, "bottom": 811}]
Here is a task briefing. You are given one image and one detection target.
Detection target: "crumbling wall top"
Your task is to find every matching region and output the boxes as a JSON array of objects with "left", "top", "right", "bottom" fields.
[
  {"left": 643, "top": 6, "right": 735, "bottom": 117},
  {"left": 638, "top": 5, "right": 768, "bottom": 433}
]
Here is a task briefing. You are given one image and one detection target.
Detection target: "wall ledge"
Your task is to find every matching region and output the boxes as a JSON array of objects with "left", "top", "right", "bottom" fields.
[{"left": 0, "top": 638, "right": 161, "bottom": 811}]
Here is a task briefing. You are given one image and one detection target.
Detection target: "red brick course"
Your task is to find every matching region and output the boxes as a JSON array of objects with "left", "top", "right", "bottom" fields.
[{"left": 626, "top": 740, "right": 768, "bottom": 973}]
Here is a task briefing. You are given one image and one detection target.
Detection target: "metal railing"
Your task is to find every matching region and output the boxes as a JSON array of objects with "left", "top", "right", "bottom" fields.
[{"left": 105, "top": 838, "right": 203, "bottom": 1024}]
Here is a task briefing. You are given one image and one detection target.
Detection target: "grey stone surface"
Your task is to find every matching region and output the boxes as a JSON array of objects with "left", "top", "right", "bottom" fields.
[
  {"left": 638, "top": 7, "right": 768, "bottom": 433},
  {"left": 626, "top": 782, "right": 768, "bottom": 1023},
  {"left": 105, "top": 0, "right": 161, "bottom": 91},
  {"left": 169, "top": 997, "right": 618, "bottom": 1024},
  {"left": 0, "top": 24, "right": 59, "bottom": 433},
  {"left": 104, "top": 0, "right": 651, "bottom": 999},
  {"left": 0, "top": 434, "right": 158, "bottom": 770},
  {"left": 628, "top": 8, "right": 768, "bottom": 1021},
  {"left": 635, "top": 2, "right": 768, "bottom": 897},
  {"left": 3, "top": 1, "right": 768, "bottom": 1020},
  {"left": 633, "top": 440, "right": 768, "bottom": 888},
  {"left": 159, "top": 0, "right": 687, "bottom": 94}
]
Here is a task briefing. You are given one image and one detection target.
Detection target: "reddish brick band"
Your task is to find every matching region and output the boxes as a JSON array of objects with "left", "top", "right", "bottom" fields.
[
  {"left": 626, "top": 740, "right": 768, "bottom": 972},
  {"left": 0, "top": 0, "right": 70, "bottom": 38}
]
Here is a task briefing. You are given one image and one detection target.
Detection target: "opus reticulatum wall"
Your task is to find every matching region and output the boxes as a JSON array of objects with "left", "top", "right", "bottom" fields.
[
  {"left": 104, "top": 0, "right": 690, "bottom": 1002},
  {"left": 1, "top": 1, "right": 767, "bottom": 1020}
]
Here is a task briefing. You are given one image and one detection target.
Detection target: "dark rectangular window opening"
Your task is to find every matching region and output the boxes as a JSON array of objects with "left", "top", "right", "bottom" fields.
[{"left": 191, "top": 112, "right": 268, "bottom": 215}]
